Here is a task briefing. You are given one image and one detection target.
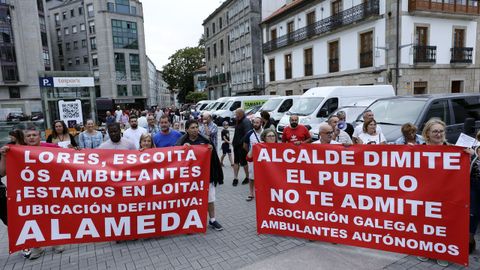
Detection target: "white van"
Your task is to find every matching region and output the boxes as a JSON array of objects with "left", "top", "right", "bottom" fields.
[
  {"left": 213, "top": 96, "right": 272, "bottom": 125},
  {"left": 201, "top": 97, "right": 231, "bottom": 115},
  {"left": 195, "top": 100, "right": 213, "bottom": 112},
  {"left": 277, "top": 85, "right": 395, "bottom": 136},
  {"left": 254, "top": 95, "right": 299, "bottom": 124}
]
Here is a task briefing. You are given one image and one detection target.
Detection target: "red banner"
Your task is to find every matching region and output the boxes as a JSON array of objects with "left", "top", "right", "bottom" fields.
[
  {"left": 253, "top": 143, "right": 470, "bottom": 265},
  {"left": 6, "top": 145, "right": 211, "bottom": 253}
]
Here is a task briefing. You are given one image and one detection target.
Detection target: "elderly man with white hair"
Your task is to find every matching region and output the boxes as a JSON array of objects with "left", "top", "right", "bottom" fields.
[
  {"left": 313, "top": 123, "right": 341, "bottom": 144},
  {"left": 200, "top": 112, "right": 218, "bottom": 149}
]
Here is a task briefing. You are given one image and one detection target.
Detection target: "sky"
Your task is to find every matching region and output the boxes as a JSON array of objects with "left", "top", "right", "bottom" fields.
[{"left": 142, "top": 0, "right": 224, "bottom": 70}]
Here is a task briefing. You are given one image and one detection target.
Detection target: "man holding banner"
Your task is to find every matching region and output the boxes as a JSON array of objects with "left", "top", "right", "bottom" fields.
[
  {"left": 177, "top": 119, "right": 224, "bottom": 231},
  {"left": 0, "top": 126, "right": 65, "bottom": 260}
]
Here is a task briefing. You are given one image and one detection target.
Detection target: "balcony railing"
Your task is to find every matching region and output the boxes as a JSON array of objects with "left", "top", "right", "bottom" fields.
[
  {"left": 329, "top": 58, "right": 339, "bottom": 73},
  {"left": 263, "top": 0, "right": 379, "bottom": 53},
  {"left": 450, "top": 47, "right": 473, "bottom": 64},
  {"left": 409, "top": 0, "right": 480, "bottom": 15},
  {"left": 414, "top": 45, "right": 437, "bottom": 64},
  {"left": 206, "top": 72, "right": 230, "bottom": 86},
  {"left": 360, "top": 51, "right": 373, "bottom": 68}
]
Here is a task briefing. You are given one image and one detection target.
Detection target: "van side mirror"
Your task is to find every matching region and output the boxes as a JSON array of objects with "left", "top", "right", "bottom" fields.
[{"left": 318, "top": 108, "right": 328, "bottom": 117}]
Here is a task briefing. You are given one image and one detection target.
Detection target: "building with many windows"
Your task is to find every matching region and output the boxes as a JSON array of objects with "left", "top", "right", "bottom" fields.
[
  {"left": 262, "top": 0, "right": 480, "bottom": 96},
  {"left": 0, "top": 0, "right": 53, "bottom": 115},
  {"left": 203, "top": 0, "right": 264, "bottom": 98},
  {"left": 156, "top": 70, "right": 170, "bottom": 109},
  {"left": 48, "top": 0, "right": 148, "bottom": 108}
]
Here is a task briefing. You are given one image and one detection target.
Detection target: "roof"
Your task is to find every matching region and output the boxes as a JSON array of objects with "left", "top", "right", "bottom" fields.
[
  {"left": 262, "top": 0, "right": 307, "bottom": 24},
  {"left": 202, "top": 0, "right": 234, "bottom": 26}
]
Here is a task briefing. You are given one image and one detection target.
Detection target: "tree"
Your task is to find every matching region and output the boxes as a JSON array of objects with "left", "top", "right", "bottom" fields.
[
  {"left": 185, "top": 91, "right": 208, "bottom": 103},
  {"left": 162, "top": 46, "right": 204, "bottom": 104}
]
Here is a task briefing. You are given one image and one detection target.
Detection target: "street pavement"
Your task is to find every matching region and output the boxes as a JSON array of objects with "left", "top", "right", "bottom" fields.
[{"left": 1, "top": 128, "right": 480, "bottom": 269}]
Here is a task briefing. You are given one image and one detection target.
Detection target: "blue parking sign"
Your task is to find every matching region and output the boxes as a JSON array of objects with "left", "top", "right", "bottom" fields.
[{"left": 39, "top": 77, "right": 54, "bottom": 87}]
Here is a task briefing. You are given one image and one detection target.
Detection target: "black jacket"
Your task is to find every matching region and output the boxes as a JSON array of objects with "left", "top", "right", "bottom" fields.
[
  {"left": 233, "top": 116, "right": 252, "bottom": 147},
  {"left": 176, "top": 134, "right": 224, "bottom": 186}
]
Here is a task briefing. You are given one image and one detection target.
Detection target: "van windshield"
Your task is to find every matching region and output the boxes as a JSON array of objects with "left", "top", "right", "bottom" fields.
[
  {"left": 204, "top": 102, "right": 217, "bottom": 110},
  {"left": 365, "top": 99, "right": 427, "bottom": 125},
  {"left": 220, "top": 101, "right": 233, "bottom": 110},
  {"left": 261, "top": 99, "right": 283, "bottom": 112},
  {"left": 288, "top": 97, "right": 324, "bottom": 116}
]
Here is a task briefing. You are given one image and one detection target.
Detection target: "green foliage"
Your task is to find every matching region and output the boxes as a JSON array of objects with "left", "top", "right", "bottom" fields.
[
  {"left": 185, "top": 91, "right": 208, "bottom": 103},
  {"left": 162, "top": 47, "right": 204, "bottom": 104}
]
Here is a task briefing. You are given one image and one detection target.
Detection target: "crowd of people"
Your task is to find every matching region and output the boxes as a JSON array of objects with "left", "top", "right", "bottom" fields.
[{"left": 0, "top": 104, "right": 479, "bottom": 266}]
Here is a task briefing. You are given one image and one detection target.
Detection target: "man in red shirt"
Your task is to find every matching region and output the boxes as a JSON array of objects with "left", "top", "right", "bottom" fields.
[{"left": 282, "top": 115, "right": 312, "bottom": 145}]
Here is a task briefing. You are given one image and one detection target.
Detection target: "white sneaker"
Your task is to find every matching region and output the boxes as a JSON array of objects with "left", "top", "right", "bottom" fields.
[
  {"left": 436, "top": 260, "right": 449, "bottom": 267},
  {"left": 416, "top": 256, "right": 429, "bottom": 262},
  {"left": 53, "top": 245, "right": 65, "bottom": 254},
  {"left": 28, "top": 247, "right": 44, "bottom": 260}
]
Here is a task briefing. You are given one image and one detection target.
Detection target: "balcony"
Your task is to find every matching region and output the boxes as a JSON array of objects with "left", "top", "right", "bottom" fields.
[
  {"left": 409, "top": 0, "right": 480, "bottom": 15},
  {"left": 359, "top": 51, "right": 373, "bottom": 68},
  {"left": 329, "top": 58, "right": 339, "bottom": 73},
  {"left": 450, "top": 47, "right": 473, "bottom": 64},
  {"left": 414, "top": 45, "right": 437, "bottom": 64},
  {"left": 263, "top": 0, "right": 379, "bottom": 53},
  {"left": 206, "top": 72, "right": 230, "bottom": 86}
]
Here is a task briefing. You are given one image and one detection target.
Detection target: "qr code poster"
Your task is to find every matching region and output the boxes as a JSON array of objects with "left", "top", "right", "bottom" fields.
[{"left": 58, "top": 100, "right": 83, "bottom": 128}]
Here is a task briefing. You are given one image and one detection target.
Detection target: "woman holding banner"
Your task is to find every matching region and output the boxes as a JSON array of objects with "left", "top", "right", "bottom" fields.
[
  {"left": 417, "top": 118, "right": 473, "bottom": 266},
  {"left": 139, "top": 133, "right": 155, "bottom": 150},
  {"left": 47, "top": 120, "right": 78, "bottom": 149}
]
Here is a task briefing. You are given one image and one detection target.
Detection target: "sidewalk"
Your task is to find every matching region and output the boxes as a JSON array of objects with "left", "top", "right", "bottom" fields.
[{"left": 1, "top": 129, "right": 479, "bottom": 269}]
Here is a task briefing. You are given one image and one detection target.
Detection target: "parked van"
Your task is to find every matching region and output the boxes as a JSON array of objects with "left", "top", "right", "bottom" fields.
[
  {"left": 213, "top": 96, "right": 272, "bottom": 125},
  {"left": 277, "top": 85, "right": 395, "bottom": 136},
  {"left": 201, "top": 97, "right": 231, "bottom": 115},
  {"left": 196, "top": 100, "right": 213, "bottom": 111},
  {"left": 254, "top": 95, "right": 299, "bottom": 124},
  {"left": 356, "top": 93, "right": 480, "bottom": 143}
]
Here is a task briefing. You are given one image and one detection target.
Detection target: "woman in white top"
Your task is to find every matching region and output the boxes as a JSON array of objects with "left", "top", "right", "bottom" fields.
[{"left": 356, "top": 119, "right": 386, "bottom": 145}]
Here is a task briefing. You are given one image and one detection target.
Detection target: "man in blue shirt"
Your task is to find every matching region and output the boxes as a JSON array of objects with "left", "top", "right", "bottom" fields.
[{"left": 153, "top": 115, "right": 182, "bottom": 147}]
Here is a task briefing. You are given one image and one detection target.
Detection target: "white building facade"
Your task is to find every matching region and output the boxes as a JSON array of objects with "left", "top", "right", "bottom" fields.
[{"left": 262, "top": 0, "right": 480, "bottom": 95}]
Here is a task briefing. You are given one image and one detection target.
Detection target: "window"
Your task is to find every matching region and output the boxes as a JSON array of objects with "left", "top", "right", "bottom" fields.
[
  {"left": 284, "top": 54, "right": 292, "bottom": 79},
  {"left": 359, "top": 31, "right": 373, "bottom": 68},
  {"left": 424, "top": 99, "right": 451, "bottom": 125},
  {"left": 78, "top": 7, "right": 83, "bottom": 15},
  {"left": 92, "top": 54, "right": 98, "bottom": 66},
  {"left": 212, "top": 22, "right": 216, "bottom": 34},
  {"left": 75, "top": 57, "right": 80, "bottom": 65},
  {"left": 331, "top": 0, "right": 342, "bottom": 16},
  {"left": 304, "top": 48, "right": 313, "bottom": 76},
  {"left": 82, "top": 39, "right": 87, "bottom": 48},
  {"left": 413, "top": 81, "right": 427, "bottom": 95},
  {"left": 270, "top": 28, "right": 277, "bottom": 40},
  {"left": 87, "top": 4, "right": 94, "bottom": 17},
  {"left": 117, "top": 85, "right": 127, "bottom": 96},
  {"left": 286, "top": 90, "right": 293, "bottom": 96},
  {"left": 64, "top": 27, "right": 69, "bottom": 35},
  {"left": 220, "top": 39, "right": 224, "bottom": 55},
  {"left": 68, "top": 58, "right": 72, "bottom": 66},
  {"left": 307, "top": 11, "right": 316, "bottom": 25},
  {"left": 329, "top": 40, "right": 339, "bottom": 73},
  {"left": 73, "top": 41, "right": 78, "bottom": 49},
  {"left": 9, "top": 87, "right": 20, "bottom": 99},
  {"left": 88, "top": 21, "right": 95, "bottom": 34},
  {"left": 206, "top": 27, "right": 209, "bottom": 38},
  {"left": 58, "top": 44, "right": 63, "bottom": 56},
  {"left": 62, "top": 11, "right": 67, "bottom": 20},
  {"left": 107, "top": 2, "right": 115, "bottom": 12},
  {"left": 90, "top": 37, "right": 96, "bottom": 50},
  {"left": 207, "top": 47, "right": 210, "bottom": 61},
  {"left": 451, "top": 80, "right": 464, "bottom": 93},
  {"left": 287, "top": 21, "right": 294, "bottom": 35},
  {"left": 219, "top": 17, "right": 223, "bottom": 29},
  {"left": 72, "top": 25, "right": 77, "bottom": 34},
  {"left": 83, "top": 55, "right": 89, "bottom": 64},
  {"left": 54, "top": 13, "right": 60, "bottom": 26},
  {"left": 269, "top": 58, "right": 275, "bottom": 81},
  {"left": 213, "top": 43, "right": 217, "bottom": 58},
  {"left": 115, "top": 53, "right": 126, "bottom": 80},
  {"left": 80, "top": 23, "right": 85, "bottom": 31},
  {"left": 66, "top": 42, "right": 70, "bottom": 51},
  {"left": 112, "top": 19, "right": 138, "bottom": 49},
  {"left": 130, "top": 54, "right": 141, "bottom": 81},
  {"left": 43, "top": 49, "right": 50, "bottom": 70},
  {"left": 130, "top": 6, "right": 136, "bottom": 15},
  {"left": 115, "top": 0, "right": 130, "bottom": 14},
  {"left": 132, "top": 85, "right": 142, "bottom": 96},
  {"left": 70, "top": 9, "right": 74, "bottom": 17}
]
